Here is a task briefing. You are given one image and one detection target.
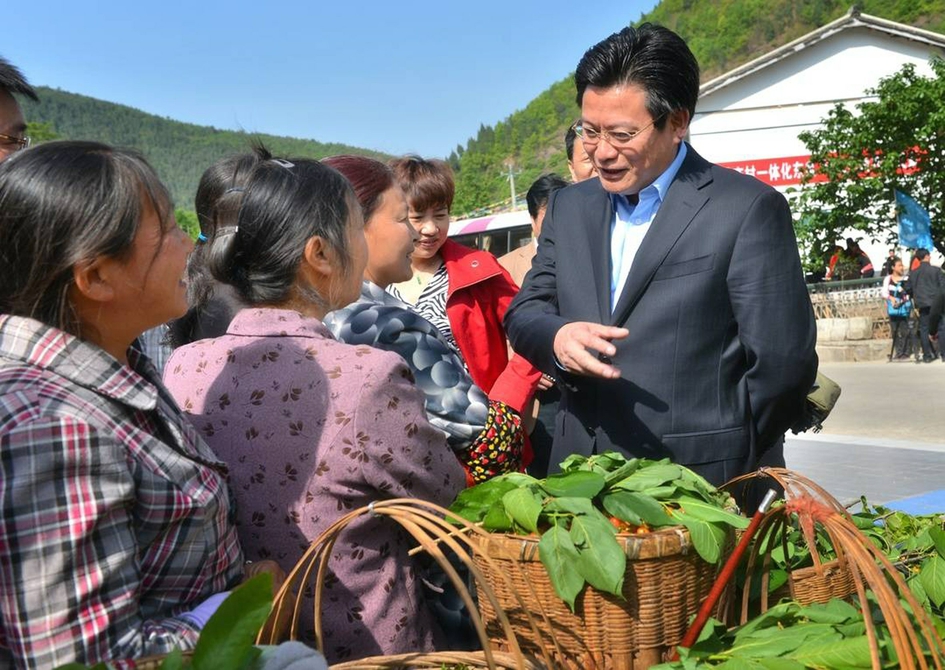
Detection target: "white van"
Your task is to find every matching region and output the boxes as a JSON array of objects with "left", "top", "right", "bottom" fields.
[{"left": 448, "top": 210, "right": 532, "bottom": 256}]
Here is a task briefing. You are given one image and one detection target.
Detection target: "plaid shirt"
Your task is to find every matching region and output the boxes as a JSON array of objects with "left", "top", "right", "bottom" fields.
[{"left": 0, "top": 316, "right": 243, "bottom": 669}]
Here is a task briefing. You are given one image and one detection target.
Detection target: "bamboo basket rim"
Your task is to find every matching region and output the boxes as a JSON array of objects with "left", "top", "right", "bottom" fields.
[{"left": 475, "top": 524, "right": 697, "bottom": 562}]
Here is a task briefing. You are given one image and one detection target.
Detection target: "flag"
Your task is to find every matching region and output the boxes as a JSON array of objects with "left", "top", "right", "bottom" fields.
[{"left": 895, "top": 190, "right": 935, "bottom": 250}]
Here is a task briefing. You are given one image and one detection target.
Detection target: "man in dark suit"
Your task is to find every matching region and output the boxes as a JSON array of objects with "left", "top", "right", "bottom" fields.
[
  {"left": 907, "top": 248, "right": 945, "bottom": 362},
  {"left": 504, "top": 23, "right": 818, "bottom": 487}
]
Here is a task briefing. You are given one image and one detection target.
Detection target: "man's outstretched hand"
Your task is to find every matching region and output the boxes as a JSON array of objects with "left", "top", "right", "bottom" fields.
[{"left": 553, "top": 322, "right": 629, "bottom": 379}]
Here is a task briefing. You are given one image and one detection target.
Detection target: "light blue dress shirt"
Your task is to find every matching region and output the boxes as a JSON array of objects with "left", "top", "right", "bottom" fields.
[{"left": 610, "top": 142, "right": 689, "bottom": 310}]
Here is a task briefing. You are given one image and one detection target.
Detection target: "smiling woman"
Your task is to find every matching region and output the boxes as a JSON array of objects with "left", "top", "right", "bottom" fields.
[{"left": 0, "top": 141, "right": 246, "bottom": 668}]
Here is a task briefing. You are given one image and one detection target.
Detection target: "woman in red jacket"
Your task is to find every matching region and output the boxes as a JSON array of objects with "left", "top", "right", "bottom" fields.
[{"left": 388, "top": 156, "right": 540, "bottom": 472}]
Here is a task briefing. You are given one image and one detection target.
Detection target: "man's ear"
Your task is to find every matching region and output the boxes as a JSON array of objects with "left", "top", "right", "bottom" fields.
[
  {"left": 670, "top": 109, "right": 691, "bottom": 141},
  {"left": 72, "top": 259, "right": 116, "bottom": 303}
]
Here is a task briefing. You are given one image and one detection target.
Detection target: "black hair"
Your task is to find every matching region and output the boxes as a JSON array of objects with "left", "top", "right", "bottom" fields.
[
  {"left": 0, "top": 56, "right": 37, "bottom": 100},
  {"left": 207, "top": 148, "right": 356, "bottom": 310},
  {"left": 564, "top": 123, "right": 578, "bottom": 161},
  {"left": 575, "top": 23, "right": 699, "bottom": 130},
  {"left": 0, "top": 140, "right": 170, "bottom": 336},
  {"left": 916, "top": 248, "right": 930, "bottom": 261},
  {"left": 167, "top": 151, "right": 263, "bottom": 347},
  {"left": 526, "top": 173, "right": 569, "bottom": 220}
]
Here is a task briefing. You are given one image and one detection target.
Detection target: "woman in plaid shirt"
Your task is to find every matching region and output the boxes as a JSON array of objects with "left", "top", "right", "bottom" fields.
[{"left": 0, "top": 142, "right": 246, "bottom": 668}]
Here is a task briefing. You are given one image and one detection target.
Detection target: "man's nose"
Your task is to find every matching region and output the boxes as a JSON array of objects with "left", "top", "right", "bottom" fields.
[{"left": 593, "top": 140, "right": 618, "bottom": 162}]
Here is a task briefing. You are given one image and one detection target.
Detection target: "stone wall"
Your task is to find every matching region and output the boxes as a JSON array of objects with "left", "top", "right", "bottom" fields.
[{"left": 810, "top": 280, "right": 894, "bottom": 362}]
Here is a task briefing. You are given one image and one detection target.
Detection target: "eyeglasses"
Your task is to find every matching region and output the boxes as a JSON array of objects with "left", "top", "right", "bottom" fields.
[
  {"left": 574, "top": 114, "right": 666, "bottom": 148},
  {"left": 0, "top": 133, "right": 31, "bottom": 152}
]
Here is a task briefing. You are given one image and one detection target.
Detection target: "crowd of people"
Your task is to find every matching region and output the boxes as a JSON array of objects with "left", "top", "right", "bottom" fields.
[
  {"left": 0, "top": 22, "right": 822, "bottom": 669},
  {"left": 885, "top": 247, "right": 945, "bottom": 363},
  {"left": 821, "top": 238, "right": 945, "bottom": 364}
]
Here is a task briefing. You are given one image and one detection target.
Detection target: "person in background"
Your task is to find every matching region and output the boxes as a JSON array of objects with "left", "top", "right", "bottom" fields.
[
  {"left": 499, "top": 173, "right": 570, "bottom": 287},
  {"left": 845, "top": 238, "right": 874, "bottom": 278},
  {"left": 906, "top": 248, "right": 945, "bottom": 363},
  {"left": 166, "top": 153, "right": 261, "bottom": 348},
  {"left": 505, "top": 23, "right": 817, "bottom": 491},
  {"left": 0, "top": 141, "right": 247, "bottom": 668},
  {"left": 323, "top": 155, "right": 525, "bottom": 482},
  {"left": 565, "top": 120, "right": 598, "bottom": 182},
  {"left": 880, "top": 248, "right": 897, "bottom": 277},
  {"left": 824, "top": 244, "right": 843, "bottom": 281},
  {"left": 387, "top": 156, "right": 540, "bottom": 463},
  {"left": 881, "top": 256, "right": 913, "bottom": 361},
  {"left": 163, "top": 149, "right": 464, "bottom": 663},
  {"left": 929, "top": 280, "right": 944, "bottom": 343},
  {"left": 0, "top": 57, "right": 35, "bottom": 163},
  {"left": 499, "top": 174, "right": 569, "bottom": 476}
]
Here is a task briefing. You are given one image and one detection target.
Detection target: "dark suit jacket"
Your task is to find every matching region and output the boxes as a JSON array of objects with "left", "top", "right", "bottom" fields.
[
  {"left": 907, "top": 262, "right": 945, "bottom": 309},
  {"left": 504, "top": 145, "right": 818, "bottom": 485}
]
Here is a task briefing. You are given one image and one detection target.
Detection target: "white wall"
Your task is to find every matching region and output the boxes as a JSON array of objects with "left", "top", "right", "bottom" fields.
[{"left": 689, "top": 24, "right": 945, "bottom": 270}]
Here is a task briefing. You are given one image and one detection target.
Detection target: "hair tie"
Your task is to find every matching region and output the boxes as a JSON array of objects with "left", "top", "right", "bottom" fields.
[
  {"left": 269, "top": 159, "right": 295, "bottom": 170},
  {"left": 197, "top": 232, "right": 208, "bottom": 243}
]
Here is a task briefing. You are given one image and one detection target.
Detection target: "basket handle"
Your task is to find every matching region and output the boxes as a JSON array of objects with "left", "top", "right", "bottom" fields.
[{"left": 257, "top": 498, "right": 554, "bottom": 669}]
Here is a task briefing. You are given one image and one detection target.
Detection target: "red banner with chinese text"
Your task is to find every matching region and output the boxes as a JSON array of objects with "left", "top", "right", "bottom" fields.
[
  {"left": 718, "top": 155, "right": 825, "bottom": 186},
  {"left": 719, "top": 150, "right": 922, "bottom": 187}
]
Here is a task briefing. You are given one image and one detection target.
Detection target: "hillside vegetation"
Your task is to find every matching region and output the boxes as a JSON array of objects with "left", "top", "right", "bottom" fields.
[
  {"left": 20, "top": 88, "right": 391, "bottom": 212},
  {"left": 449, "top": 0, "right": 945, "bottom": 216}
]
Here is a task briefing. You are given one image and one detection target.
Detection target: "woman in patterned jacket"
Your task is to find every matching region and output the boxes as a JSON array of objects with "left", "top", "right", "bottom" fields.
[
  {"left": 322, "top": 155, "right": 525, "bottom": 482},
  {"left": 386, "top": 156, "right": 541, "bottom": 467},
  {"left": 162, "top": 149, "right": 465, "bottom": 663},
  {"left": 0, "top": 141, "right": 252, "bottom": 668}
]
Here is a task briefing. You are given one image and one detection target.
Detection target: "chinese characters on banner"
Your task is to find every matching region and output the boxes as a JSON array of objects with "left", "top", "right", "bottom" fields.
[
  {"left": 719, "top": 151, "right": 921, "bottom": 187},
  {"left": 718, "top": 155, "right": 826, "bottom": 186}
]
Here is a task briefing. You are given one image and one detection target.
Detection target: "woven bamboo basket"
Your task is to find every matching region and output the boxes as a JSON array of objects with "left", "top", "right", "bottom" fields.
[
  {"left": 785, "top": 557, "right": 856, "bottom": 604},
  {"left": 725, "top": 467, "right": 857, "bottom": 616},
  {"left": 258, "top": 498, "right": 551, "bottom": 669},
  {"left": 472, "top": 525, "right": 727, "bottom": 670}
]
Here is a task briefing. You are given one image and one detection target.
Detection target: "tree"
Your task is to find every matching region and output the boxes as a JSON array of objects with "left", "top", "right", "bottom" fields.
[
  {"left": 26, "top": 121, "right": 57, "bottom": 143},
  {"left": 791, "top": 58, "right": 945, "bottom": 265},
  {"left": 175, "top": 208, "right": 200, "bottom": 240}
]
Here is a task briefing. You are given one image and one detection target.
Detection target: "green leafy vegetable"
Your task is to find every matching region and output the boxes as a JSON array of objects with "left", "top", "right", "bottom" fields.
[{"left": 450, "top": 452, "right": 744, "bottom": 610}]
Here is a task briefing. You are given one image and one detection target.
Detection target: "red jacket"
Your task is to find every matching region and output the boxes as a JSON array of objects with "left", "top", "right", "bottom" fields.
[{"left": 440, "top": 239, "right": 540, "bottom": 413}]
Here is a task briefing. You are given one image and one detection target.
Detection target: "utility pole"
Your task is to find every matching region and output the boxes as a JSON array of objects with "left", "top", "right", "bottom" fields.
[{"left": 504, "top": 158, "right": 521, "bottom": 210}]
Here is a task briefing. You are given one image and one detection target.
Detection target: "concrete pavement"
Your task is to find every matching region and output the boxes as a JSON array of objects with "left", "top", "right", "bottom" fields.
[
  {"left": 807, "top": 360, "right": 945, "bottom": 443},
  {"left": 783, "top": 360, "right": 945, "bottom": 507}
]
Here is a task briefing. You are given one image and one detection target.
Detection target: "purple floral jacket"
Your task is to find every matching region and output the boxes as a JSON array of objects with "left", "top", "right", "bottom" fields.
[{"left": 163, "top": 308, "right": 464, "bottom": 662}]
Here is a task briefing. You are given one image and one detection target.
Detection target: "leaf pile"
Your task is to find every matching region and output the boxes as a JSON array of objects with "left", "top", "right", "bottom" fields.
[
  {"left": 855, "top": 499, "right": 945, "bottom": 631},
  {"left": 449, "top": 452, "right": 748, "bottom": 610},
  {"left": 652, "top": 598, "right": 921, "bottom": 669}
]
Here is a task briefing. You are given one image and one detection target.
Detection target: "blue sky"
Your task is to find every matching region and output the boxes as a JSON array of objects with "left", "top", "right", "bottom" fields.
[{"left": 6, "top": 1, "right": 657, "bottom": 157}]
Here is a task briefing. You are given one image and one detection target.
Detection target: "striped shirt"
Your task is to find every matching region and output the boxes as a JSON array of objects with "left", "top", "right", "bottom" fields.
[
  {"left": 388, "top": 264, "right": 461, "bottom": 359},
  {"left": 0, "top": 315, "right": 243, "bottom": 669}
]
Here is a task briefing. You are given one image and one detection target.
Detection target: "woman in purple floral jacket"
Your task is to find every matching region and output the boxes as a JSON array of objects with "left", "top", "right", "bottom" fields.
[{"left": 162, "top": 149, "right": 465, "bottom": 663}]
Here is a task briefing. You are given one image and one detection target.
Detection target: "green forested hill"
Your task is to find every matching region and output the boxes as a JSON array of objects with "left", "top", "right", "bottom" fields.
[
  {"left": 20, "top": 88, "right": 391, "bottom": 212},
  {"left": 449, "top": 0, "right": 945, "bottom": 216}
]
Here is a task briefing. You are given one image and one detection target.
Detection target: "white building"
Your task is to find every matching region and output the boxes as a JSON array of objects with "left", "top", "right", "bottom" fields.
[{"left": 689, "top": 8, "right": 945, "bottom": 266}]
